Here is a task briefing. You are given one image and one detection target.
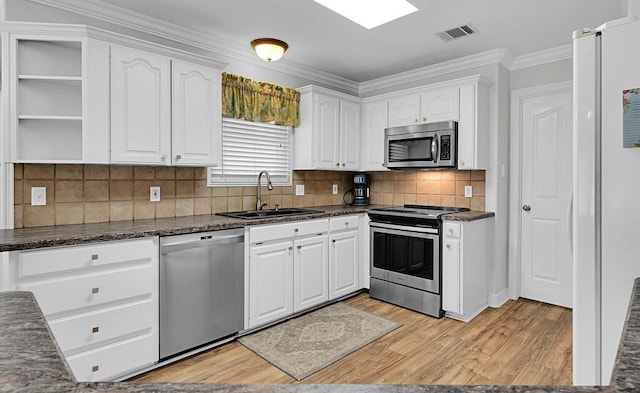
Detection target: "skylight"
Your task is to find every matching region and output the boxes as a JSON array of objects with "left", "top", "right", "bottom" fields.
[{"left": 313, "top": 0, "right": 418, "bottom": 29}]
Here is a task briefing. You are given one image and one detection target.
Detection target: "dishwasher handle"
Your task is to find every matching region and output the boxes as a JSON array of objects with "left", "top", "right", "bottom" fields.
[{"left": 161, "top": 233, "right": 244, "bottom": 254}]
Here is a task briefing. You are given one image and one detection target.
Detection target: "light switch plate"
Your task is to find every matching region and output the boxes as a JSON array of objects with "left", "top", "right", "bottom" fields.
[
  {"left": 295, "top": 184, "right": 305, "bottom": 196},
  {"left": 150, "top": 186, "right": 161, "bottom": 202},
  {"left": 31, "top": 187, "right": 46, "bottom": 206},
  {"left": 464, "top": 185, "right": 473, "bottom": 198},
  {"left": 332, "top": 184, "right": 338, "bottom": 194}
]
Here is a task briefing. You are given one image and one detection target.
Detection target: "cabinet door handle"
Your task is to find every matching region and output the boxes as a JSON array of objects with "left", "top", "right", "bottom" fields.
[
  {"left": 412, "top": 118, "right": 418, "bottom": 123},
  {"left": 297, "top": 245, "right": 302, "bottom": 250},
  {"left": 422, "top": 117, "right": 427, "bottom": 122},
  {"left": 92, "top": 326, "right": 100, "bottom": 333},
  {"left": 446, "top": 244, "right": 451, "bottom": 250},
  {"left": 522, "top": 204, "right": 532, "bottom": 212},
  {"left": 345, "top": 222, "right": 349, "bottom": 226},
  {"left": 332, "top": 239, "right": 336, "bottom": 243},
  {"left": 91, "top": 254, "right": 99, "bottom": 261},
  {"left": 175, "top": 154, "right": 181, "bottom": 160},
  {"left": 288, "top": 246, "right": 293, "bottom": 250},
  {"left": 92, "top": 365, "right": 99, "bottom": 373},
  {"left": 91, "top": 287, "right": 99, "bottom": 294},
  {"left": 161, "top": 154, "right": 167, "bottom": 161},
  {"left": 336, "top": 163, "right": 340, "bottom": 167},
  {"left": 294, "top": 228, "right": 299, "bottom": 233},
  {"left": 342, "top": 163, "right": 346, "bottom": 167}
]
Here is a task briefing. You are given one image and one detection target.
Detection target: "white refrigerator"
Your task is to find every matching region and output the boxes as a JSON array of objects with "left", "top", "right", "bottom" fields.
[{"left": 573, "top": 16, "right": 640, "bottom": 385}]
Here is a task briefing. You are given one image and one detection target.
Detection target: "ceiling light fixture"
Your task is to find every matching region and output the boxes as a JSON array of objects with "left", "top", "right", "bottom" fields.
[
  {"left": 313, "top": 0, "right": 418, "bottom": 29},
  {"left": 250, "top": 38, "right": 288, "bottom": 62}
]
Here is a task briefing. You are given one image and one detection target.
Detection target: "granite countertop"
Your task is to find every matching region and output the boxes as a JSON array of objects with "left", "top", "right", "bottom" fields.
[
  {"left": 0, "top": 205, "right": 494, "bottom": 252},
  {"left": 8, "top": 277, "right": 640, "bottom": 392},
  {"left": 442, "top": 211, "right": 495, "bottom": 222}
]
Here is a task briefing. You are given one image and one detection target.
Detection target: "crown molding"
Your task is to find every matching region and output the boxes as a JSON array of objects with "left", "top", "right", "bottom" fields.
[
  {"left": 509, "top": 44, "right": 572, "bottom": 71},
  {"left": 358, "top": 48, "right": 512, "bottom": 95},
  {"left": 28, "top": 0, "right": 360, "bottom": 94}
]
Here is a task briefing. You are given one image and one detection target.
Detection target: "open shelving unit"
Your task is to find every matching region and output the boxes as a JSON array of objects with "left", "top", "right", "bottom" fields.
[{"left": 12, "top": 38, "right": 84, "bottom": 162}]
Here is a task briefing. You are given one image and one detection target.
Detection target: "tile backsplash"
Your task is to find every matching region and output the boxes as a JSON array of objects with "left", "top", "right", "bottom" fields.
[
  {"left": 13, "top": 164, "right": 352, "bottom": 228},
  {"left": 13, "top": 164, "right": 485, "bottom": 228}
]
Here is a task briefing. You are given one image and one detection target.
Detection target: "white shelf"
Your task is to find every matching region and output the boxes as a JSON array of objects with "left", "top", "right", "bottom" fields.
[
  {"left": 18, "top": 115, "right": 82, "bottom": 120},
  {"left": 18, "top": 75, "right": 82, "bottom": 81}
]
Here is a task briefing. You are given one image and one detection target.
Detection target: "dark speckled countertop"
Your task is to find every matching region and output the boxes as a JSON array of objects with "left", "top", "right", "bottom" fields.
[{"left": 0, "top": 205, "right": 493, "bottom": 252}]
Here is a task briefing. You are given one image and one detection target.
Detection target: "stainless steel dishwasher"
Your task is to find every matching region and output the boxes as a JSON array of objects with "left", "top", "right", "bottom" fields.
[{"left": 159, "top": 228, "right": 244, "bottom": 359}]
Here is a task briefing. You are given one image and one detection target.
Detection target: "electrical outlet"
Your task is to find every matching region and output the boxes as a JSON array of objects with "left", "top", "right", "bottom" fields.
[
  {"left": 332, "top": 184, "right": 338, "bottom": 195},
  {"left": 295, "top": 184, "right": 305, "bottom": 196},
  {"left": 150, "top": 186, "right": 161, "bottom": 202},
  {"left": 31, "top": 187, "right": 46, "bottom": 206},
  {"left": 464, "top": 185, "right": 473, "bottom": 198}
]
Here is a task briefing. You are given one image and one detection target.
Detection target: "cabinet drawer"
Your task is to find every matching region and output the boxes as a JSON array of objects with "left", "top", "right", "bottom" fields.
[
  {"left": 18, "top": 238, "right": 156, "bottom": 278},
  {"left": 329, "top": 215, "right": 359, "bottom": 232},
  {"left": 21, "top": 264, "right": 154, "bottom": 316},
  {"left": 66, "top": 333, "right": 157, "bottom": 382},
  {"left": 250, "top": 219, "right": 328, "bottom": 243},
  {"left": 444, "top": 223, "right": 461, "bottom": 239},
  {"left": 49, "top": 299, "right": 155, "bottom": 354}
]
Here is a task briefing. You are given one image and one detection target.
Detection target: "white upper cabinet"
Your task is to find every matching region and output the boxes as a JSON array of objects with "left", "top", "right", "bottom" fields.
[
  {"left": 293, "top": 86, "right": 361, "bottom": 171},
  {"left": 171, "top": 60, "right": 221, "bottom": 167},
  {"left": 388, "top": 86, "right": 459, "bottom": 128},
  {"left": 420, "top": 86, "right": 460, "bottom": 123},
  {"left": 9, "top": 31, "right": 110, "bottom": 163},
  {"left": 110, "top": 45, "right": 172, "bottom": 165},
  {"left": 387, "top": 94, "right": 420, "bottom": 127},
  {"left": 360, "top": 99, "right": 388, "bottom": 171},
  {"left": 457, "top": 81, "right": 489, "bottom": 170}
]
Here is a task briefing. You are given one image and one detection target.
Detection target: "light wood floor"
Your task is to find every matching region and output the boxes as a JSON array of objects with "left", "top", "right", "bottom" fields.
[{"left": 131, "top": 293, "right": 572, "bottom": 385}]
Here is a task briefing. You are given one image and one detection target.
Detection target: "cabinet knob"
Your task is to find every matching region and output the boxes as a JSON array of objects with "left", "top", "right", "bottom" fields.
[
  {"left": 92, "top": 326, "right": 100, "bottom": 333},
  {"left": 332, "top": 239, "right": 336, "bottom": 243},
  {"left": 422, "top": 117, "right": 427, "bottom": 122},
  {"left": 294, "top": 228, "right": 299, "bottom": 233},
  {"left": 161, "top": 154, "right": 167, "bottom": 161},
  {"left": 336, "top": 163, "right": 340, "bottom": 167},
  {"left": 175, "top": 154, "right": 182, "bottom": 160},
  {"left": 288, "top": 246, "right": 293, "bottom": 250},
  {"left": 345, "top": 222, "right": 349, "bottom": 226},
  {"left": 92, "top": 365, "right": 99, "bottom": 373},
  {"left": 297, "top": 245, "right": 302, "bottom": 250},
  {"left": 91, "top": 254, "right": 99, "bottom": 261},
  {"left": 91, "top": 287, "right": 99, "bottom": 294},
  {"left": 522, "top": 204, "right": 532, "bottom": 212},
  {"left": 446, "top": 244, "right": 451, "bottom": 249},
  {"left": 342, "top": 163, "right": 346, "bottom": 167}
]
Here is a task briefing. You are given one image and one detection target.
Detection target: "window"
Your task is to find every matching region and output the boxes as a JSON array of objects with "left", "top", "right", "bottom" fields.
[{"left": 208, "top": 118, "right": 292, "bottom": 186}]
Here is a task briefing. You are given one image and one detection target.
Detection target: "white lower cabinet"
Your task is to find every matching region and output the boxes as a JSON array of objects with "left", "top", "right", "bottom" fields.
[
  {"left": 6, "top": 237, "right": 159, "bottom": 381},
  {"left": 249, "top": 241, "right": 294, "bottom": 328},
  {"left": 248, "top": 215, "right": 365, "bottom": 329},
  {"left": 329, "top": 216, "right": 359, "bottom": 300},
  {"left": 442, "top": 218, "right": 493, "bottom": 322},
  {"left": 293, "top": 236, "right": 329, "bottom": 312}
]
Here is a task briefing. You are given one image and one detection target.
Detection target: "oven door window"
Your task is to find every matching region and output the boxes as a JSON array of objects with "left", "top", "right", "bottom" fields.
[
  {"left": 372, "top": 230, "right": 436, "bottom": 280},
  {"left": 387, "top": 136, "right": 434, "bottom": 164}
]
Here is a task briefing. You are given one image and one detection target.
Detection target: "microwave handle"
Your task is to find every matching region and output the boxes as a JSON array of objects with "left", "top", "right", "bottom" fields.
[{"left": 431, "top": 137, "right": 439, "bottom": 163}]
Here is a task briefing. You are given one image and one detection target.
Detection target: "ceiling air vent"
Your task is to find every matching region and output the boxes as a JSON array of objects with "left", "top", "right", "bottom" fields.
[{"left": 436, "top": 24, "right": 477, "bottom": 42}]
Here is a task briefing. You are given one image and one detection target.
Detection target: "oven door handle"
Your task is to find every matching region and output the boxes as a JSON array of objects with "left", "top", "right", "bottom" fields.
[{"left": 369, "top": 221, "right": 439, "bottom": 234}]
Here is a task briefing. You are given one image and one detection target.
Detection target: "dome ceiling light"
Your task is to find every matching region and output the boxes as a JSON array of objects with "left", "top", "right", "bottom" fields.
[{"left": 250, "top": 38, "right": 289, "bottom": 62}]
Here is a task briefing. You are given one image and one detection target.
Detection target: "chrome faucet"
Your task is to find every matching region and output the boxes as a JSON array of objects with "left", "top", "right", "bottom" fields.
[{"left": 256, "top": 171, "right": 273, "bottom": 211}]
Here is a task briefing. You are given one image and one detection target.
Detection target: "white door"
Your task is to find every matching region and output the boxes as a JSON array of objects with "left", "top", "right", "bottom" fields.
[
  {"left": 110, "top": 46, "right": 171, "bottom": 165},
  {"left": 388, "top": 94, "right": 420, "bottom": 127},
  {"left": 314, "top": 94, "right": 340, "bottom": 169},
  {"left": 329, "top": 230, "right": 359, "bottom": 299},
  {"left": 360, "top": 99, "right": 388, "bottom": 171},
  {"left": 249, "top": 241, "right": 293, "bottom": 328},
  {"left": 520, "top": 90, "right": 573, "bottom": 308},
  {"left": 420, "top": 86, "right": 460, "bottom": 123},
  {"left": 171, "top": 60, "right": 221, "bottom": 166},
  {"left": 293, "top": 235, "right": 328, "bottom": 312}
]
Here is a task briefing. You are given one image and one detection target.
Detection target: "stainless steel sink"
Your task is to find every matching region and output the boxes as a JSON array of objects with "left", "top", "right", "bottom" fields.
[{"left": 216, "top": 208, "right": 322, "bottom": 220}]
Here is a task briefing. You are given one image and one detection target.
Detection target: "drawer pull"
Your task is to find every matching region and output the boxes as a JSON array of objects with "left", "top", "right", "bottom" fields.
[
  {"left": 288, "top": 246, "right": 293, "bottom": 251},
  {"left": 91, "top": 287, "right": 99, "bottom": 294},
  {"left": 294, "top": 228, "right": 299, "bottom": 233},
  {"left": 91, "top": 254, "right": 99, "bottom": 261},
  {"left": 297, "top": 245, "right": 302, "bottom": 250},
  {"left": 92, "top": 326, "right": 99, "bottom": 333},
  {"left": 332, "top": 239, "right": 336, "bottom": 243},
  {"left": 345, "top": 222, "right": 349, "bottom": 226},
  {"left": 92, "top": 365, "right": 99, "bottom": 373}
]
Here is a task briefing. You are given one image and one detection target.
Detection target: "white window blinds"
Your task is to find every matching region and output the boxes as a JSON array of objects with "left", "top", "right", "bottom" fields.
[{"left": 208, "top": 118, "right": 292, "bottom": 186}]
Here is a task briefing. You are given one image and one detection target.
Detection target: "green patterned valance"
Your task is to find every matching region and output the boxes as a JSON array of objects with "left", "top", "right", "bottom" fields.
[{"left": 221, "top": 73, "right": 300, "bottom": 127}]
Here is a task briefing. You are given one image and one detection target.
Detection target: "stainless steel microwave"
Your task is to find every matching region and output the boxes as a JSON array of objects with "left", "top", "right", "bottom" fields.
[{"left": 383, "top": 121, "right": 457, "bottom": 169}]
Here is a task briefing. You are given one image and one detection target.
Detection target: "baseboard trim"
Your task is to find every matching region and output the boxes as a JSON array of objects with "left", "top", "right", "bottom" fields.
[{"left": 488, "top": 289, "right": 509, "bottom": 308}]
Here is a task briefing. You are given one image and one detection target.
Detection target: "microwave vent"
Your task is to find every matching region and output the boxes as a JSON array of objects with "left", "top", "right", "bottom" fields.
[{"left": 436, "top": 24, "right": 476, "bottom": 42}]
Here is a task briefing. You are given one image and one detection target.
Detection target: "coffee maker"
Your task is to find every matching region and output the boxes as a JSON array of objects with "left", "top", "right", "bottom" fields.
[{"left": 351, "top": 173, "right": 370, "bottom": 206}]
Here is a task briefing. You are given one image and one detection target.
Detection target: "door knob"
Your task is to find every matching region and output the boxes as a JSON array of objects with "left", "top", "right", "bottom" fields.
[{"left": 522, "top": 204, "right": 531, "bottom": 212}]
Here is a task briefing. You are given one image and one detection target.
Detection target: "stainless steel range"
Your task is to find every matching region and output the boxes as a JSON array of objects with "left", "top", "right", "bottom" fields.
[{"left": 367, "top": 205, "right": 469, "bottom": 318}]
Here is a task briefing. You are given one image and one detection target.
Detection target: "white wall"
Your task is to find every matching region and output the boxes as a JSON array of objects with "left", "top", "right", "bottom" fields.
[{"left": 510, "top": 59, "right": 572, "bottom": 90}]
